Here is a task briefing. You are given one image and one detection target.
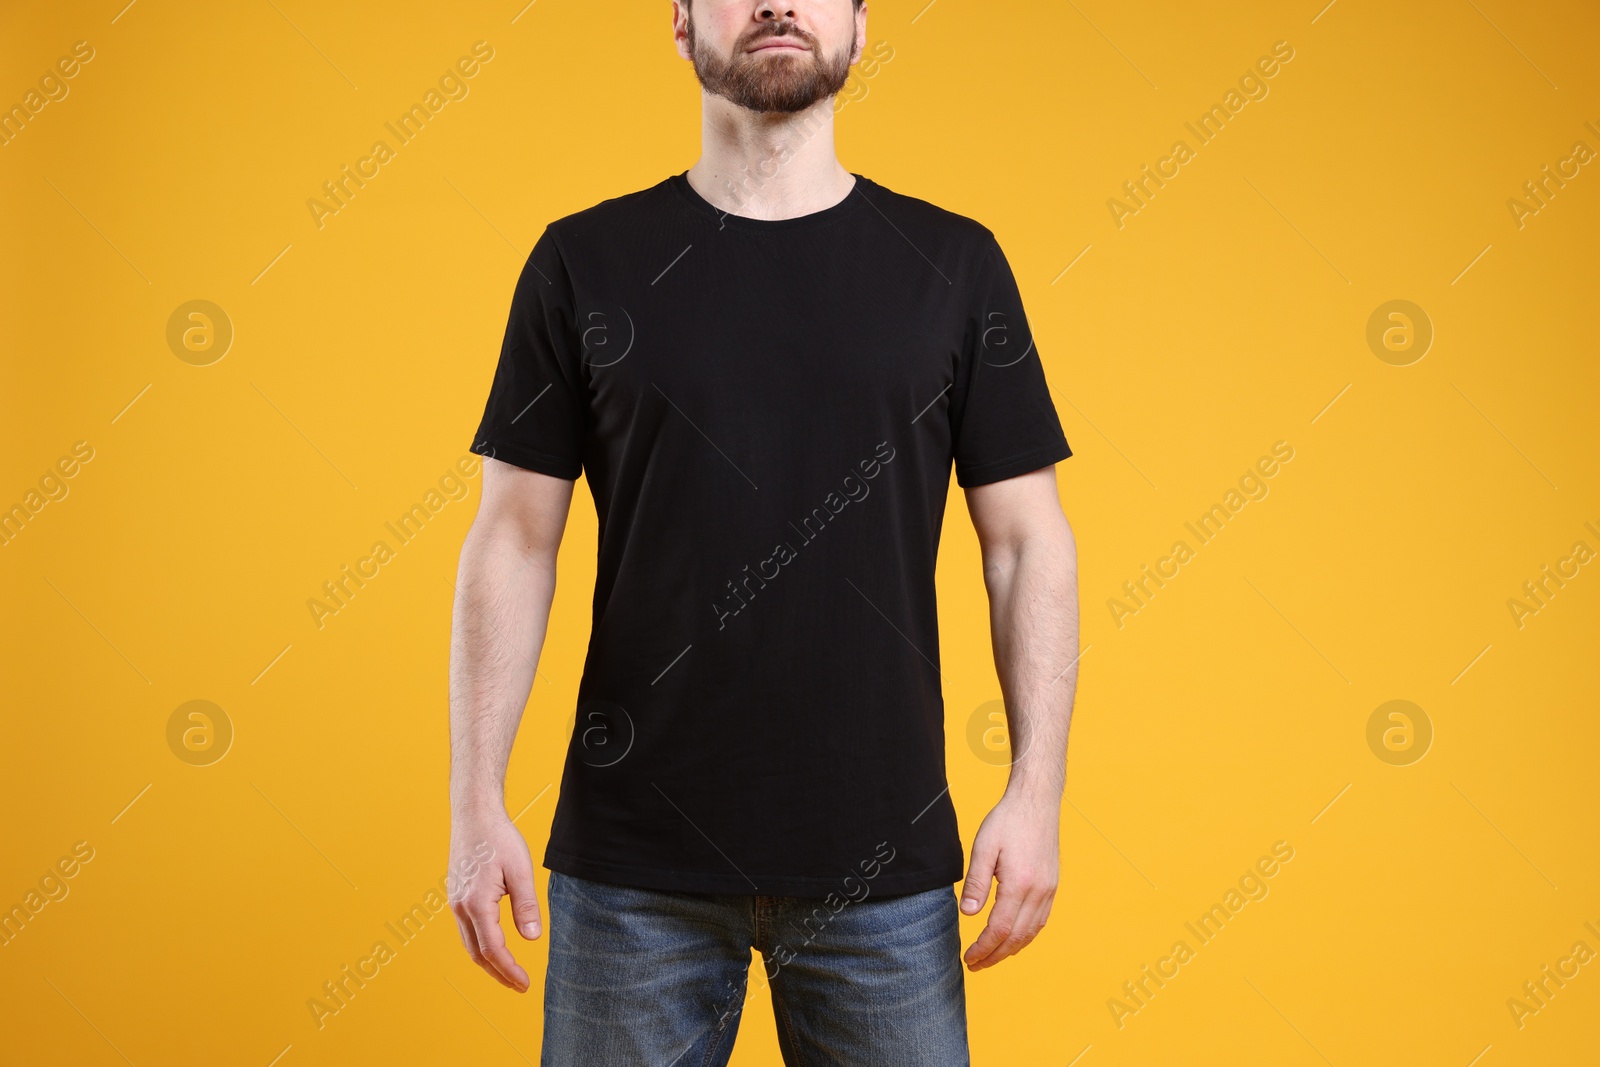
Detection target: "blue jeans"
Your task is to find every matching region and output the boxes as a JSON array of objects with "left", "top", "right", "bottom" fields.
[{"left": 541, "top": 871, "right": 970, "bottom": 1066}]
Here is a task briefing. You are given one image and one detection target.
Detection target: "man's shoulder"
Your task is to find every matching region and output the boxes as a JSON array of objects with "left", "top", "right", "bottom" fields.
[
  {"left": 541, "top": 175, "right": 677, "bottom": 241},
  {"left": 857, "top": 175, "right": 998, "bottom": 248}
]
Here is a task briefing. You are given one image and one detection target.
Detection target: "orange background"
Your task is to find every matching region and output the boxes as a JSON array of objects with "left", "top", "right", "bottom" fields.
[{"left": 2, "top": 1, "right": 1597, "bottom": 1064}]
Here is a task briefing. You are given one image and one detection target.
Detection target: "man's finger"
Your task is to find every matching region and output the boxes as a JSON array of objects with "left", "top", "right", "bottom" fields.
[
  {"left": 970, "top": 890, "right": 1047, "bottom": 970},
  {"left": 963, "top": 878, "right": 1024, "bottom": 968},
  {"left": 454, "top": 893, "right": 518, "bottom": 990},
  {"left": 470, "top": 901, "right": 530, "bottom": 992},
  {"left": 455, "top": 904, "right": 516, "bottom": 989},
  {"left": 452, "top": 910, "right": 487, "bottom": 965},
  {"left": 960, "top": 835, "right": 999, "bottom": 916}
]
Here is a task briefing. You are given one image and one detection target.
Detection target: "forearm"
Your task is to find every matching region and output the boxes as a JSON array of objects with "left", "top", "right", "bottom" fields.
[
  {"left": 449, "top": 527, "right": 558, "bottom": 816},
  {"left": 984, "top": 524, "right": 1079, "bottom": 805}
]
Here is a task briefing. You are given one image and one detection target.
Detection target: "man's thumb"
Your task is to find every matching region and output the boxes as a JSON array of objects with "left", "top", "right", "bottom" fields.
[
  {"left": 961, "top": 837, "right": 998, "bottom": 916},
  {"left": 505, "top": 861, "right": 542, "bottom": 939}
]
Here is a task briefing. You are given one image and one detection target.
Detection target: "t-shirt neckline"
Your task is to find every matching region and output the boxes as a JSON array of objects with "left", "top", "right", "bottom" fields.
[{"left": 670, "top": 169, "right": 871, "bottom": 232}]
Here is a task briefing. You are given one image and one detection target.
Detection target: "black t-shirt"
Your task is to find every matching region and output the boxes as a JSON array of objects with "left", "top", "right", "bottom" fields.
[{"left": 469, "top": 171, "right": 1072, "bottom": 897}]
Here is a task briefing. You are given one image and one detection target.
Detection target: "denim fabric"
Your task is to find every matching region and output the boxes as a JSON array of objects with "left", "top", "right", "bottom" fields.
[{"left": 541, "top": 871, "right": 970, "bottom": 1066}]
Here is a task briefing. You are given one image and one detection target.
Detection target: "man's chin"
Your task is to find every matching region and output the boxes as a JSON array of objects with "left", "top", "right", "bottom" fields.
[
  {"left": 719, "top": 80, "right": 829, "bottom": 115},
  {"left": 726, "top": 96, "right": 822, "bottom": 115}
]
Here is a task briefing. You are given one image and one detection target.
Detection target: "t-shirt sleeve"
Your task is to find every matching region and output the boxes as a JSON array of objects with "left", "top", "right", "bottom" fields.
[
  {"left": 468, "top": 224, "right": 587, "bottom": 479},
  {"left": 948, "top": 230, "right": 1073, "bottom": 488}
]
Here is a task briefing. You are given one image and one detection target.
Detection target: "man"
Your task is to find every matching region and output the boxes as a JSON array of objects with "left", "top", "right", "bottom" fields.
[{"left": 448, "top": 2, "right": 1080, "bottom": 1063}]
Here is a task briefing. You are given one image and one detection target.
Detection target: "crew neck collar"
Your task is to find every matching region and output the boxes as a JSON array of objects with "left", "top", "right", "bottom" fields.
[{"left": 670, "top": 170, "right": 871, "bottom": 232}]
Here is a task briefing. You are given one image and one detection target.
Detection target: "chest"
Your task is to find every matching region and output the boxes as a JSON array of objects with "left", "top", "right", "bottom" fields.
[{"left": 570, "top": 256, "right": 965, "bottom": 438}]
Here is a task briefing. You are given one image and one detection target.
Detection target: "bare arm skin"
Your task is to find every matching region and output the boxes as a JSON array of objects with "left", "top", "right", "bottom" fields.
[
  {"left": 958, "top": 465, "right": 1080, "bottom": 971},
  {"left": 448, "top": 457, "right": 574, "bottom": 993}
]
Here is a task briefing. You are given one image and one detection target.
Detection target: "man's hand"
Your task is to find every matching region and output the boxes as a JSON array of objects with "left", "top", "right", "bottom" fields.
[
  {"left": 448, "top": 810, "right": 542, "bottom": 992},
  {"left": 959, "top": 793, "right": 1060, "bottom": 971}
]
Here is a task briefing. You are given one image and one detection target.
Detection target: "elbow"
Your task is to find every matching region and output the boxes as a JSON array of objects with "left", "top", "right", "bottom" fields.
[
  {"left": 981, "top": 521, "right": 1077, "bottom": 590},
  {"left": 465, "top": 513, "right": 561, "bottom": 577}
]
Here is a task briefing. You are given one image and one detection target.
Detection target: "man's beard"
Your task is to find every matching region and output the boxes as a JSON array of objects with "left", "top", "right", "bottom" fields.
[{"left": 688, "top": 18, "right": 853, "bottom": 114}]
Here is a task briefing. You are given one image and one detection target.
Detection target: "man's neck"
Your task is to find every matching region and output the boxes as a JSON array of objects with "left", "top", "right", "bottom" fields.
[{"left": 686, "top": 93, "right": 855, "bottom": 221}]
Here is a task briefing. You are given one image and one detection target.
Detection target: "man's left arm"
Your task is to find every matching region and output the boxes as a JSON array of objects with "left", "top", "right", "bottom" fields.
[{"left": 958, "top": 464, "right": 1080, "bottom": 971}]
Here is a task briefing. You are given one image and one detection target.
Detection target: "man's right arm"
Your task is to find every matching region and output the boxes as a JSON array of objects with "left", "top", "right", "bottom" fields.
[{"left": 447, "top": 455, "right": 575, "bottom": 994}]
